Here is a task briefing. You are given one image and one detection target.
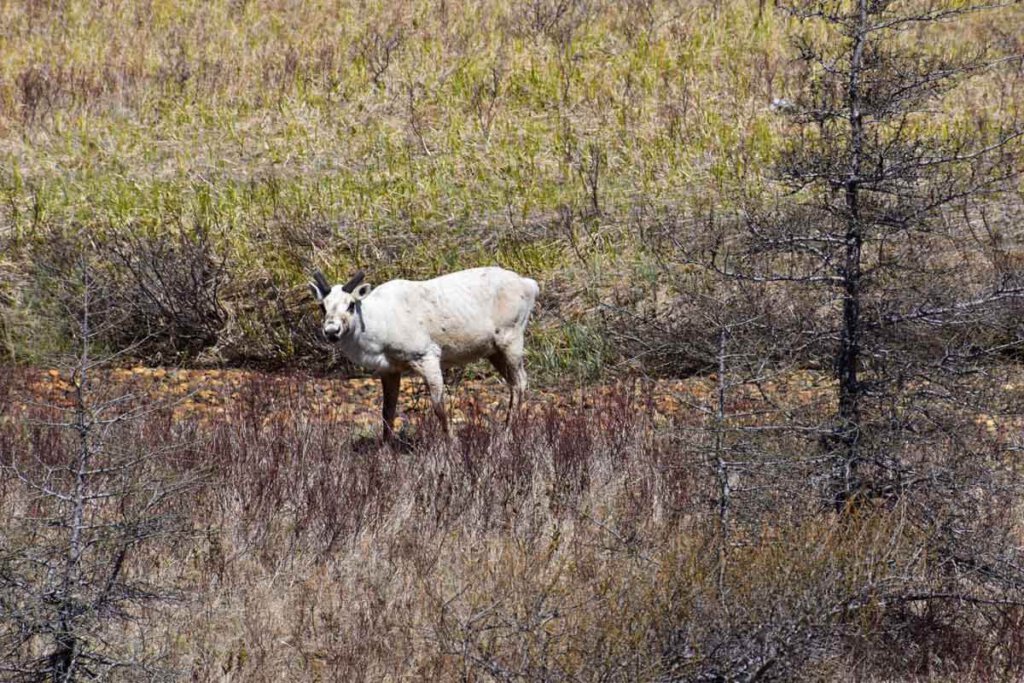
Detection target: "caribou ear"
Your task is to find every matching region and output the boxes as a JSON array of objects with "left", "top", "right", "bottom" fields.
[
  {"left": 341, "top": 270, "right": 366, "bottom": 293},
  {"left": 352, "top": 282, "right": 372, "bottom": 300},
  {"left": 308, "top": 282, "right": 323, "bottom": 302},
  {"left": 310, "top": 271, "right": 332, "bottom": 301}
]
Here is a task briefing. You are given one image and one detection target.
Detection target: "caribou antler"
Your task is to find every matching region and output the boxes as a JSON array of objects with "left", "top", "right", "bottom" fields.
[
  {"left": 341, "top": 270, "right": 366, "bottom": 293},
  {"left": 312, "top": 271, "right": 332, "bottom": 298}
]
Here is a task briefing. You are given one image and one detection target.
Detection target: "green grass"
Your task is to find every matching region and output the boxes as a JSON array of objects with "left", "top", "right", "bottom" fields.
[
  {"left": 0, "top": 0, "right": 1017, "bottom": 373},
  {"left": 0, "top": 0, "right": 786, "bottom": 238}
]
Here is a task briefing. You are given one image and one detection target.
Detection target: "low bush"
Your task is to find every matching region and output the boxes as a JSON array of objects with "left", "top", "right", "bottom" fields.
[{"left": 3, "top": 371, "right": 1021, "bottom": 680}]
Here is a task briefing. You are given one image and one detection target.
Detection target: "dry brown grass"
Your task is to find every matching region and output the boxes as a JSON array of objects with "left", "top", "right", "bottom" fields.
[{"left": 5, "top": 367, "right": 1023, "bottom": 680}]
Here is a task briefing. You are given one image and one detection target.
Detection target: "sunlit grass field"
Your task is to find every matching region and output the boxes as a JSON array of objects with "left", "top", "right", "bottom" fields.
[
  {"left": 0, "top": 0, "right": 789, "bottom": 368},
  {"left": 0, "top": 0, "right": 1018, "bottom": 372}
]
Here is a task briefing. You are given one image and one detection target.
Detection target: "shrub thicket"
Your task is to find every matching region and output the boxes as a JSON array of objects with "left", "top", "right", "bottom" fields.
[{"left": 3, "top": 370, "right": 1023, "bottom": 680}]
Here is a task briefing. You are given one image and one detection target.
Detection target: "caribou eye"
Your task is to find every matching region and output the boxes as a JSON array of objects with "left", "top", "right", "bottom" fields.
[{"left": 347, "top": 302, "right": 356, "bottom": 312}]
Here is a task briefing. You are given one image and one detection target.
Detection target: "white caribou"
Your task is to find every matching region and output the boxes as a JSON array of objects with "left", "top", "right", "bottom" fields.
[{"left": 310, "top": 267, "right": 539, "bottom": 440}]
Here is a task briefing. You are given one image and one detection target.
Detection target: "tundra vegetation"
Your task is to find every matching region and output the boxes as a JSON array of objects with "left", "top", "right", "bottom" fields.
[{"left": 2, "top": 0, "right": 1024, "bottom": 680}]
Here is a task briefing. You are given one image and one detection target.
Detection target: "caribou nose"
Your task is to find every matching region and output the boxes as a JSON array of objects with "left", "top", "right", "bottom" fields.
[{"left": 323, "top": 325, "right": 340, "bottom": 342}]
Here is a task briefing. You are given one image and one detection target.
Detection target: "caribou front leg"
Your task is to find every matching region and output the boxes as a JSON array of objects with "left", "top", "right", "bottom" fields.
[
  {"left": 411, "top": 355, "right": 449, "bottom": 439},
  {"left": 380, "top": 372, "right": 401, "bottom": 444}
]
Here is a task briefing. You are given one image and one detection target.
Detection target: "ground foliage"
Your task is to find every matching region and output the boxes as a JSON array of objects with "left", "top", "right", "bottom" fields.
[{"left": 3, "top": 367, "right": 1024, "bottom": 680}]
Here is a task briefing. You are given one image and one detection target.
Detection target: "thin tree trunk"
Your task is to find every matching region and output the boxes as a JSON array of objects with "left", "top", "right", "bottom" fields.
[
  {"left": 835, "top": 0, "right": 868, "bottom": 511},
  {"left": 715, "top": 326, "right": 731, "bottom": 600},
  {"left": 56, "top": 272, "right": 92, "bottom": 682}
]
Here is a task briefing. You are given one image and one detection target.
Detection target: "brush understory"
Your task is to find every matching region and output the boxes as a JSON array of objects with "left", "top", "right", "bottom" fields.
[{"left": 3, "top": 368, "right": 1024, "bottom": 680}]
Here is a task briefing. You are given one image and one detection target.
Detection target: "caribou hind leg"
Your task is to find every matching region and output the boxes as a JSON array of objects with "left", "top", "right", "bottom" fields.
[
  {"left": 489, "top": 346, "right": 527, "bottom": 427},
  {"left": 487, "top": 351, "right": 515, "bottom": 425}
]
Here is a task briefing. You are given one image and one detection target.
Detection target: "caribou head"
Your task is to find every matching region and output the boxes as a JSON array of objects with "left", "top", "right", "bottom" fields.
[{"left": 309, "top": 270, "right": 372, "bottom": 342}]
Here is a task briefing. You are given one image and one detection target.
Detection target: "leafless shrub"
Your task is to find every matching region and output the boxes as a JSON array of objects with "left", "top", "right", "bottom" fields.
[
  {"left": 0, "top": 265, "right": 196, "bottom": 681},
  {"left": 98, "top": 224, "right": 229, "bottom": 363},
  {"left": 16, "top": 65, "right": 58, "bottom": 124},
  {"left": 507, "top": 0, "right": 594, "bottom": 47},
  {"left": 471, "top": 61, "right": 505, "bottom": 141},
  {"left": 216, "top": 272, "right": 337, "bottom": 368},
  {"left": 22, "top": 223, "right": 229, "bottom": 364},
  {"left": 359, "top": 27, "right": 404, "bottom": 89},
  {"left": 13, "top": 58, "right": 145, "bottom": 125}
]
